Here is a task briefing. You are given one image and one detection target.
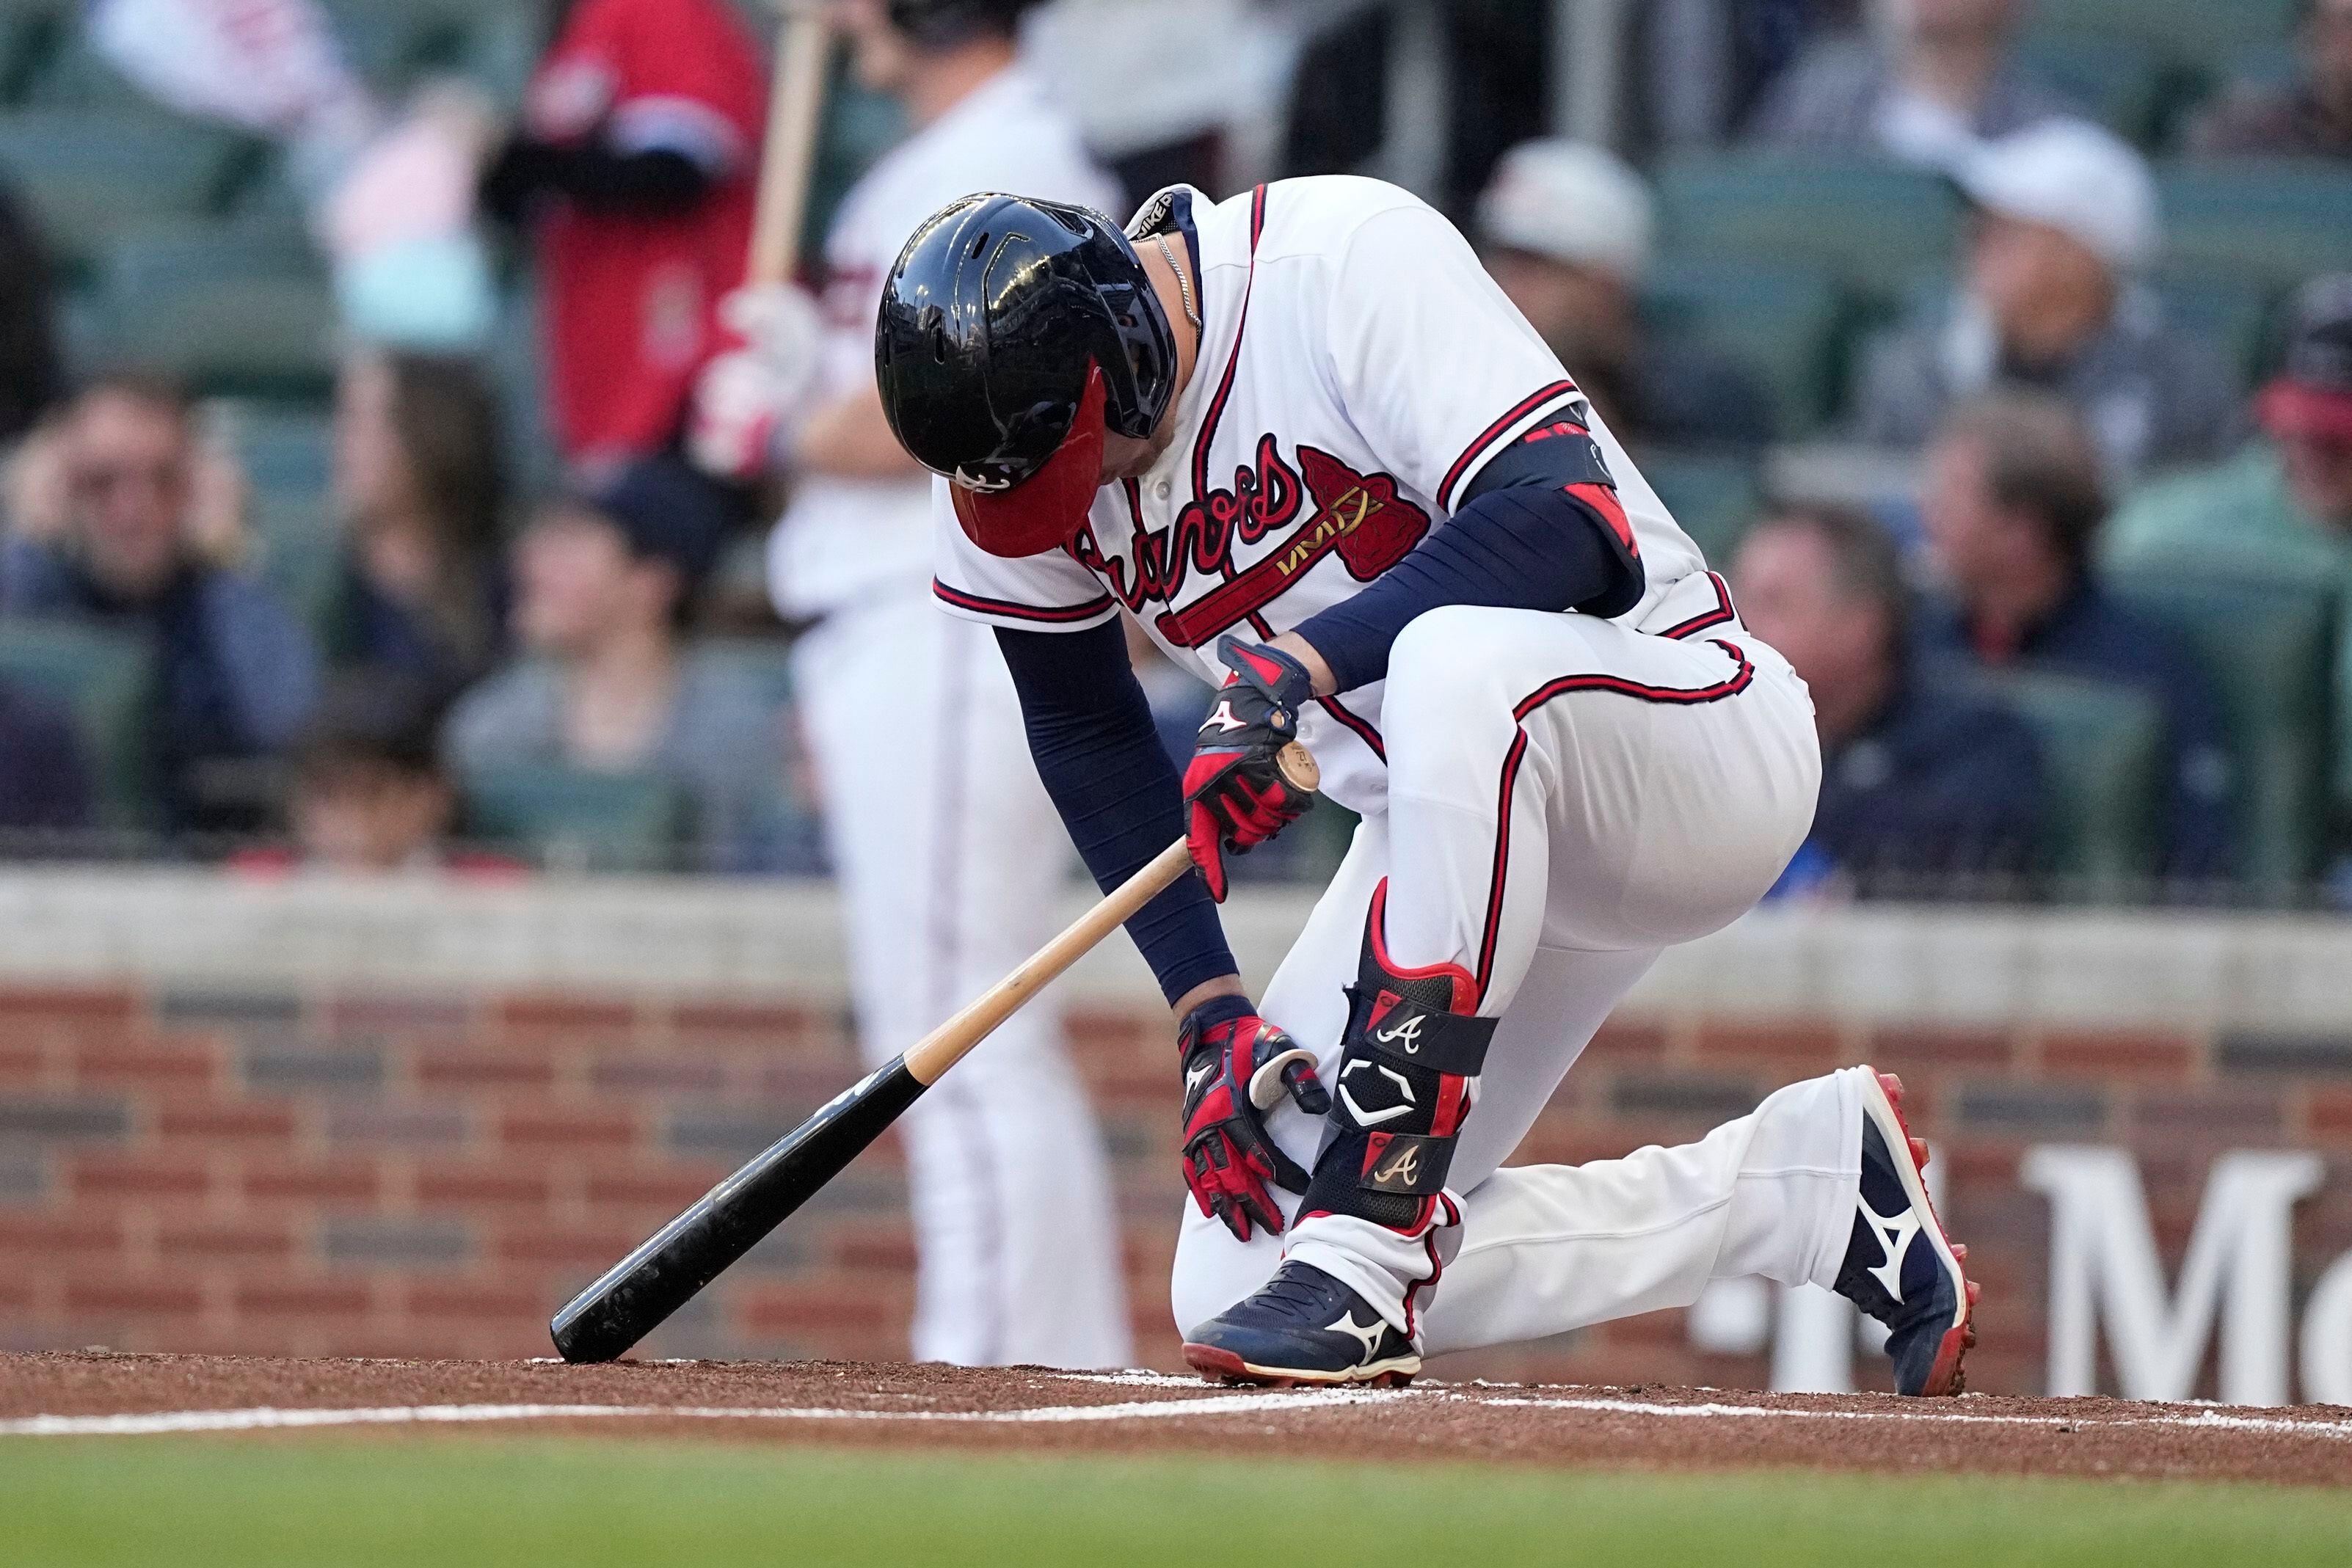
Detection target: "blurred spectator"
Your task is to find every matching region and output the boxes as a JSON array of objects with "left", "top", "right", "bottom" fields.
[
  {"left": 0, "top": 678, "right": 94, "bottom": 847},
  {"left": 1747, "top": 0, "right": 2075, "bottom": 168},
  {"left": 330, "top": 350, "right": 508, "bottom": 690},
  {"left": 2185, "top": 0, "right": 2352, "bottom": 162},
  {"left": 1477, "top": 141, "right": 1774, "bottom": 450},
  {"left": 236, "top": 673, "right": 521, "bottom": 877},
  {"left": 2108, "top": 275, "right": 2352, "bottom": 573},
  {"left": 1737, "top": 503, "right": 2043, "bottom": 898},
  {"left": 479, "top": 0, "right": 765, "bottom": 470},
  {"left": 443, "top": 457, "right": 776, "bottom": 872},
  {"left": 1916, "top": 393, "right": 2236, "bottom": 886},
  {"left": 1853, "top": 122, "right": 2242, "bottom": 482},
  {"left": 0, "top": 179, "right": 60, "bottom": 445},
  {"left": 0, "top": 374, "right": 322, "bottom": 836}
]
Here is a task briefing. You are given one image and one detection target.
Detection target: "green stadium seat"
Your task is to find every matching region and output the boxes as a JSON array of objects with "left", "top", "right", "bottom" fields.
[
  {"left": 2157, "top": 274, "right": 2276, "bottom": 383},
  {"left": 2159, "top": 164, "right": 2352, "bottom": 296},
  {"left": 0, "top": 0, "right": 63, "bottom": 106},
  {"left": 1641, "top": 448, "right": 1763, "bottom": 567},
  {"left": 2108, "top": 566, "right": 2336, "bottom": 894},
  {"left": 1654, "top": 154, "right": 1961, "bottom": 314},
  {"left": 222, "top": 406, "right": 335, "bottom": 502},
  {"left": 2014, "top": 34, "right": 2166, "bottom": 145},
  {"left": 2025, "top": 0, "right": 2300, "bottom": 68},
  {"left": 0, "top": 110, "right": 244, "bottom": 270},
  {"left": 93, "top": 227, "right": 337, "bottom": 398},
  {"left": 461, "top": 765, "right": 688, "bottom": 874},
  {"left": 1643, "top": 256, "right": 1843, "bottom": 437},
  {"left": 0, "top": 619, "right": 156, "bottom": 826},
  {"left": 700, "top": 638, "right": 796, "bottom": 712},
  {"left": 1971, "top": 670, "right": 2164, "bottom": 902}
]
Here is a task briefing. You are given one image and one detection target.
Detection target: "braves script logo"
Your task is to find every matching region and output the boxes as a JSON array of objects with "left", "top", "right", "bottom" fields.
[{"left": 1071, "top": 439, "right": 1430, "bottom": 649}]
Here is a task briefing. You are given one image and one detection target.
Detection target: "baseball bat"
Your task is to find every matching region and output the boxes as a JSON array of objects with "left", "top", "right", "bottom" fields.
[
  {"left": 549, "top": 743, "right": 1322, "bottom": 1364},
  {"left": 746, "top": 0, "right": 833, "bottom": 287}
]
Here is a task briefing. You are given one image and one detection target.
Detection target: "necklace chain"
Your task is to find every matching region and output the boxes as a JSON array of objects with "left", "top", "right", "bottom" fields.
[{"left": 1155, "top": 233, "right": 1202, "bottom": 330}]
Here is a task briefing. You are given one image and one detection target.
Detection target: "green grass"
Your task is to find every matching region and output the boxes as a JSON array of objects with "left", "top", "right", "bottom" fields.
[{"left": 1, "top": 1438, "right": 2347, "bottom": 1566}]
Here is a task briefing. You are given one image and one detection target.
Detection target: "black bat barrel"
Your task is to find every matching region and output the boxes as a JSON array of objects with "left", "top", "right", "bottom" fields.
[{"left": 550, "top": 1056, "right": 928, "bottom": 1363}]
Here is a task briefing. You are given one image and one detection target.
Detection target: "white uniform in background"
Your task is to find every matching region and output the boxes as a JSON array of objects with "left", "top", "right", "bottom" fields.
[
  {"left": 935, "top": 177, "right": 1849, "bottom": 1349},
  {"left": 773, "top": 66, "right": 1132, "bottom": 1369}
]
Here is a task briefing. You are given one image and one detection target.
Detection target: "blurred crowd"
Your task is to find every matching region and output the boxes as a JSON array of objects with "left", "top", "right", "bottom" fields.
[{"left": 0, "top": 0, "right": 2344, "bottom": 907}]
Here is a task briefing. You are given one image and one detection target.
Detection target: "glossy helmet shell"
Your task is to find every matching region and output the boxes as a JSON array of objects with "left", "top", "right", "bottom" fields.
[{"left": 875, "top": 192, "right": 1177, "bottom": 555}]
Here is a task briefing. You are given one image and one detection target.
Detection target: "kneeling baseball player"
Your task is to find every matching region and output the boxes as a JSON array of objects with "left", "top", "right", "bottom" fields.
[{"left": 872, "top": 175, "right": 1978, "bottom": 1393}]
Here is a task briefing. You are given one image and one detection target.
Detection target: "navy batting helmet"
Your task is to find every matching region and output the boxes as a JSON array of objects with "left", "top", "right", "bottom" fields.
[{"left": 875, "top": 193, "right": 1178, "bottom": 558}]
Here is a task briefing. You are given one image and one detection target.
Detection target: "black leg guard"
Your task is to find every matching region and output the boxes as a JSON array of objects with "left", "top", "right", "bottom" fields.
[{"left": 1299, "top": 881, "right": 1497, "bottom": 1236}]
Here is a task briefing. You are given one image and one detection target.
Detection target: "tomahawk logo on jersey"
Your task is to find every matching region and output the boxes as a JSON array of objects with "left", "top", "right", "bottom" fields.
[{"left": 930, "top": 177, "right": 1708, "bottom": 814}]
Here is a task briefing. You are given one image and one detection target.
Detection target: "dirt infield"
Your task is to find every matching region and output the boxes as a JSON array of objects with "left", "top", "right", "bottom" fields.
[{"left": 2, "top": 1352, "right": 2347, "bottom": 1487}]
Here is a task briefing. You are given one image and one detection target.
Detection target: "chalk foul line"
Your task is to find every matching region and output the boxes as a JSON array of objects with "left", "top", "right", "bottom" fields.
[
  {"left": 0, "top": 1390, "right": 1402, "bottom": 1438},
  {"left": 3, "top": 1389, "right": 2348, "bottom": 1442}
]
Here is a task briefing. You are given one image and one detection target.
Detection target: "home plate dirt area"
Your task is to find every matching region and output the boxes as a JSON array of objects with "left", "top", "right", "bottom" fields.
[{"left": 4, "top": 1353, "right": 2350, "bottom": 1487}]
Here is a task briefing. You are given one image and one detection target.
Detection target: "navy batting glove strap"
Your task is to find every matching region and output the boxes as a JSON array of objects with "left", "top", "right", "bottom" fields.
[
  {"left": 1176, "top": 994, "right": 1330, "bottom": 1243},
  {"left": 1182, "top": 636, "right": 1318, "bottom": 902}
]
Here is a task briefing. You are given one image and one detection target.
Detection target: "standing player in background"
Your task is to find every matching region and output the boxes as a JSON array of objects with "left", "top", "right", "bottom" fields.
[
  {"left": 482, "top": 0, "right": 765, "bottom": 474},
  {"left": 875, "top": 178, "right": 1978, "bottom": 1393},
  {"left": 689, "top": 0, "right": 1132, "bottom": 1369}
]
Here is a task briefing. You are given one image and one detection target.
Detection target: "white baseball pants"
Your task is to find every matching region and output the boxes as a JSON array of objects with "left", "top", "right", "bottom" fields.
[
  {"left": 795, "top": 593, "right": 1132, "bottom": 1369},
  {"left": 1172, "top": 595, "right": 1857, "bottom": 1352}
]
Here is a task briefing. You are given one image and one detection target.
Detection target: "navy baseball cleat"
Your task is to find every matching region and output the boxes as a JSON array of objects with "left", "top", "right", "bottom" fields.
[
  {"left": 1183, "top": 1261, "right": 1421, "bottom": 1387},
  {"left": 1835, "top": 1070, "right": 1979, "bottom": 1396}
]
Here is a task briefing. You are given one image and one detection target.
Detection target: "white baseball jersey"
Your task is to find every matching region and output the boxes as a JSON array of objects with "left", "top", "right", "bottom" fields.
[
  {"left": 768, "top": 65, "right": 1123, "bottom": 618},
  {"left": 931, "top": 176, "right": 1708, "bottom": 816}
]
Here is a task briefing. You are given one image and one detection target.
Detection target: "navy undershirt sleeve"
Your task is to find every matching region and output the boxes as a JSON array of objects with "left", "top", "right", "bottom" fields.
[
  {"left": 1295, "top": 428, "right": 1645, "bottom": 694},
  {"left": 995, "top": 621, "right": 1239, "bottom": 1006}
]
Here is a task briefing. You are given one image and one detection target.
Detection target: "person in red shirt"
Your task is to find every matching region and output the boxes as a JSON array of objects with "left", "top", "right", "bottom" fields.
[{"left": 482, "top": 0, "right": 766, "bottom": 470}]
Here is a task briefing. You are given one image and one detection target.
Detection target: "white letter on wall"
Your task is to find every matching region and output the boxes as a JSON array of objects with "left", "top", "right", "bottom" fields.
[
  {"left": 2302, "top": 1250, "right": 2352, "bottom": 1407},
  {"left": 2022, "top": 1148, "right": 2323, "bottom": 1405}
]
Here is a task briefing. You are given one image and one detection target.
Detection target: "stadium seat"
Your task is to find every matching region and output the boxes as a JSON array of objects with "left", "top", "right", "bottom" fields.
[
  {"left": 1643, "top": 256, "right": 1843, "bottom": 437},
  {"left": 2158, "top": 274, "right": 2276, "bottom": 383},
  {"left": 2024, "top": 0, "right": 2300, "bottom": 68},
  {"left": 0, "top": 0, "right": 63, "bottom": 106},
  {"left": 461, "top": 765, "right": 689, "bottom": 874},
  {"left": 224, "top": 406, "right": 335, "bottom": 503},
  {"left": 1653, "top": 154, "right": 1961, "bottom": 313},
  {"left": 2159, "top": 165, "right": 2352, "bottom": 297},
  {"left": 700, "top": 638, "right": 797, "bottom": 712},
  {"left": 0, "top": 110, "right": 245, "bottom": 271},
  {"left": 2014, "top": 34, "right": 2166, "bottom": 145},
  {"left": 0, "top": 619, "right": 156, "bottom": 826},
  {"left": 92, "top": 227, "right": 337, "bottom": 398},
  {"left": 1970, "top": 669, "right": 2163, "bottom": 902},
  {"left": 1641, "top": 448, "right": 1763, "bottom": 566},
  {"left": 2108, "top": 566, "right": 2336, "bottom": 894}
]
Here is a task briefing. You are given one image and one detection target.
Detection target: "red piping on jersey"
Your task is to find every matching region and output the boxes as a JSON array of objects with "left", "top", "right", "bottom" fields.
[
  {"left": 1435, "top": 380, "right": 1583, "bottom": 512},
  {"left": 1187, "top": 186, "right": 1269, "bottom": 508},
  {"left": 933, "top": 579, "right": 1114, "bottom": 624},
  {"left": 1318, "top": 693, "right": 1386, "bottom": 762},
  {"left": 1468, "top": 639, "right": 1758, "bottom": 1003},
  {"left": 1655, "top": 572, "right": 1738, "bottom": 641}
]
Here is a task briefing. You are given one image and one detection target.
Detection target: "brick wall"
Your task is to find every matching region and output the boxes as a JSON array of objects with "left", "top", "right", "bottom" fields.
[{"left": 1, "top": 880, "right": 2348, "bottom": 1396}]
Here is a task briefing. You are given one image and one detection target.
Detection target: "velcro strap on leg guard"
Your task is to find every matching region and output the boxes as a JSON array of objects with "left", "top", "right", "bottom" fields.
[
  {"left": 1358, "top": 1131, "right": 1452, "bottom": 1197},
  {"left": 1353, "top": 987, "right": 1496, "bottom": 1077}
]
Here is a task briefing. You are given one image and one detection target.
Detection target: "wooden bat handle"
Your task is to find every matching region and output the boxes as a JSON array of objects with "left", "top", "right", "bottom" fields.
[
  {"left": 747, "top": 1, "right": 831, "bottom": 286},
  {"left": 902, "top": 742, "right": 1318, "bottom": 1085}
]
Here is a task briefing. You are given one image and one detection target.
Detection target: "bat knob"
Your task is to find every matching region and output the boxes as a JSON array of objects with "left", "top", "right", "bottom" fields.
[{"left": 1275, "top": 742, "right": 1320, "bottom": 795}]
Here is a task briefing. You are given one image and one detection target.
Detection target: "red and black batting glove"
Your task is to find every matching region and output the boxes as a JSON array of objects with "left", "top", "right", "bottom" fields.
[
  {"left": 1183, "top": 635, "right": 1317, "bottom": 902},
  {"left": 1178, "top": 994, "right": 1331, "bottom": 1241}
]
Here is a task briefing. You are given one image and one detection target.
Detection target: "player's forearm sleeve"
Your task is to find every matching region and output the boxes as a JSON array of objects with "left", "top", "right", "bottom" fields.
[
  {"left": 1295, "top": 481, "right": 1644, "bottom": 694},
  {"left": 480, "top": 139, "right": 713, "bottom": 222},
  {"left": 996, "top": 623, "right": 1239, "bottom": 1005}
]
